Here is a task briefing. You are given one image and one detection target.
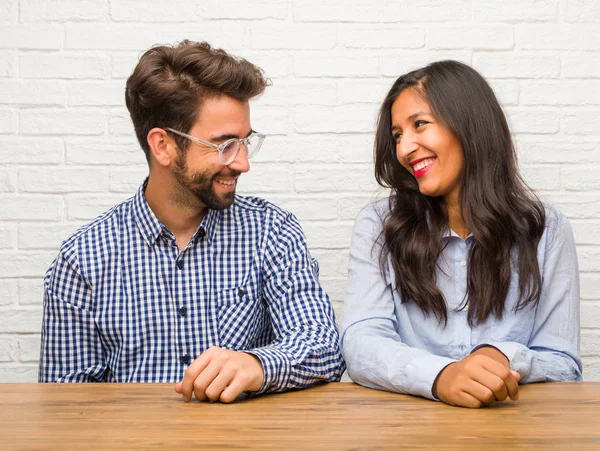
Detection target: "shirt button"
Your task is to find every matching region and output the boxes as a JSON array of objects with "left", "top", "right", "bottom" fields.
[
  {"left": 181, "top": 354, "right": 190, "bottom": 365},
  {"left": 238, "top": 288, "right": 245, "bottom": 299},
  {"left": 179, "top": 307, "right": 187, "bottom": 317},
  {"left": 459, "top": 259, "right": 467, "bottom": 267},
  {"left": 176, "top": 260, "right": 184, "bottom": 269},
  {"left": 198, "top": 227, "right": 206, "bottom": 239}
]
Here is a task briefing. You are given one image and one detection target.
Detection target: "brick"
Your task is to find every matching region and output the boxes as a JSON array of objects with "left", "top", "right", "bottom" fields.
[
  {"left": 65, "top": 24, "right": 245, "bottom": 51},
  {"left": 0, "top": 365, "right": 38, "bottom": 382},
  {"left": 250, "top": 25, "right": 336, "bottom": 50},
  {"left": 338, "top": 27, "right": 424, "bottom": 49},
  {"left": 563, "top": 55, "right": 600, "bottom": 78},
  {"left": 0, "top": 168, "right": 16, "bottom": 193},
  {"left": 337, "top": 79, "right": 395, "bottom": 105},
  {"left": 562, "top": 167, "right": 600, "bottom": 191},
  {"left": 20, "top": 109, "right": 105, "bottom": 136},
  {"left": 293, "top": 0, "right": 380, "bottom": 22},
  {"left": 0, "top": 253, "right": 56, "bottom": 279},
  {"left": 272, "top": 197, "right": 338, "bottom": 222},
  {"left": 18, "top": 335, "right": 41, "bottom": 362},
  {"left": 506, "top": 108, "right": 560, "bottom": 134},
  {"left": 110, "top": 54, "right": 139, "bottom": 79},
  {"left": 109, "top": 168, "right": 148, "bottom": 193},
  {"left": 20, "top": 53, "right": 105, "bottom": 79},
  {"left": 542, "top": 192, "right": 600, "bottom": 220},
  {"left": 428, "top": 26, "right": 514, "bottom": 50},
  {"left": 67, "top": 194, "right": 127, "bottom": 220},
  {"left": 380, "top": 51, "right": 472, "bottom": 77},
  {"left": 66, "top": 138, "right": 145, "bottom": 165},
  {"left": 294, "top": 105, "right": 379, "bottom": 134},
  {"left": 0, "top": 0, "right": 14, "bottom": 22},
  {"left": 19, "top": 222, "right": 84, "bottom": 250},
  {"left": 571, "top": 221, "right": 600, "bottom": 246},
  {"left": 0, "top": 337, "right": 17, "bottom": 362},
  {"left": 294, "top": 56, "right": 378, "bottom": 78},
  {"left": 583, "top": 358, "right": 600, "bottom": 381},
  {"left": 18, "top": 279, "right": 45, "bottom": 306},
  {"left": 566, "top": 0, "right": 600, "bottom": 22},
  {"left": 521, "top": 81, "right": 600, "bottom": 106},
  {"left": 249, "top": 106, "right": 293, "bottom": 136},
  {"left": 519, "top": 25, "right": 600, "bottom": 51},
  {"left": 489, "top": 80, "right": 519, "bottom": 107},
  {"left": 198, "top": 0, "right": 287, "bottom": 19},
  {"left": 0, "top": 137, "right": 63, "bottom": 164},
  {"left": 0, "top": 50, "right": 15, "bottom": 77},
  {"left": 20, "top": 0, "right": 108, "bottom": 21},
  {"left": 581, "top": 274, "right": 600, "bottom": 300},
  {"left": 0, "top": 109, "right": 17, "bottom": 134},
  {"left": 473, "top": 54, "right": 560, "bottom": 79},
  {"left": 578, "top": 246, "right": 600, "bottom": 272},
  {"left": 235, "top": 51, "right": 293, "bottom": 79},
  {"left": 319, "top": 277, "right": 347, "bottom": 304},
  {"left": 562, "top": 111, "right": 600, "bottom": 135},
  {"left": 310, "top": 249, "right": 343, "bottom": 278},
  {"left": 519, "top": 164, "right": 561, "bottom": 191},
  {"left": 68, "top": 81, "right": 124, "bottom": 107},
  {"left": 110, "top": 0, "right": 204, "bottom": 21},
  {"left": 0, "top": 196, "right": 63, "bottom": 221},
  {"left": 0, "top": 80, "right": 66, "bottom": 106},
  {"left": 0, "top": 25, "right": 62, "bottom": 50},
  {"left": 109, "top": 109, "right": 134, "bottom": 136},
  {"left": 473, "top": 0, "right": 558, "bottom": 21},
  {"left": 256, "top": 79, "right": 337, "bottom": 106},
  {"left": 0, "top": 280, "right": 18, "bottom": 306},
  {"left": 582, "top": 302, "right": 600, "bottom": 328},
  {"left": 382, "top": 0, "right": 470, "bottom": 22},
  {"left": 293, "top": 165, "right": 379, "bottom": 193},
  {"left": 339, "top": 196, "right": 381, "bottom": 221},
  {"left": 236, "top": 163, "right": 292, "bottom": 194},
  {"left": 0, "top": 223, "right": 17, "bottom": 249},
  {"left": 581, "top": 330, "right": 600, "bottom": 357},
  {"left": 518, "top": 140, "right": 599, "bottom": 165},
  {"left": 19, "top": 167, "right": 109, "bottom": 193},
  {"left": 302, "top": 221, "right": 355, "bottom": 249}
]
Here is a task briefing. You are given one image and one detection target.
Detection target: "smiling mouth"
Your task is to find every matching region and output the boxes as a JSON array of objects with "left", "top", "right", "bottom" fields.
[
  {"left": 411, "top": 157, "right": 435, "bottom": 178},
  {"left": 214, "top": 178, "right": 236, "bottom": 186}
]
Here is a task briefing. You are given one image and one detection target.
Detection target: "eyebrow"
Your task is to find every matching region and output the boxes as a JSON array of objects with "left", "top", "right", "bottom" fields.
[{"left": 210, "top": 129, "right": 254, "bottom": 142}]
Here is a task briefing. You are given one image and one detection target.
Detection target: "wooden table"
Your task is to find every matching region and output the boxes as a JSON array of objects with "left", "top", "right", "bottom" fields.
[{"left": 1, "top": 382, "right": 599, "bottom": 450}]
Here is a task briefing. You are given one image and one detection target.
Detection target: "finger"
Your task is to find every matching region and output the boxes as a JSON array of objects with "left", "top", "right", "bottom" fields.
[
  {"left": 191, "top": 361, "right": 223, "bottom": 402},
  {"left": 174, "top": 382, "right": 182, "bottom": 394},
  {"left": 471, "top": 370, "right": 509, "bottom": 402},
  {"left": 219, "top": 374, "right": 253, "bottom": 404},
  {"left": 511, "top": 370, "right": 521, "bottom": 382},
  {"left": 479, "top": 358, "right": 519, "bottom": 401},
  {"left": 203, "top": 367, "right": 236, "bottom": 402},
  {"left": 462, "top": 379, "right": 496, "bottom": 405},
  {"left": 457, "top": 390, "right": 484, "bottom": 409},
  {"left": 180, "top": 352, "right": 213, "bottom": 402}
]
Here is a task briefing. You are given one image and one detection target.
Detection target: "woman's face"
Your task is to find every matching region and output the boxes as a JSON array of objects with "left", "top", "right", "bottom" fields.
[{"left": 391, "top": 88, "right": 464, "bottom": 206}]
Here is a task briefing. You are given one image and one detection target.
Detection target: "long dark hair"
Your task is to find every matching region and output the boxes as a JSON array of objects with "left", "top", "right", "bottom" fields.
[{"left": 374, "top": 60, "right": 545, "bottom": 326}]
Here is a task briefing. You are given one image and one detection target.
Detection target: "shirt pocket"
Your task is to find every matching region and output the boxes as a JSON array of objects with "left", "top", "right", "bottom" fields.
[{"left": 216, "top": 283, "right": 266, "bottom": 350}]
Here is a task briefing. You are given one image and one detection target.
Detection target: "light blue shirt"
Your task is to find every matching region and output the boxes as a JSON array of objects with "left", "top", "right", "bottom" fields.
[{"left": 341, "top": 200, "right": 582, "bottom": 400}]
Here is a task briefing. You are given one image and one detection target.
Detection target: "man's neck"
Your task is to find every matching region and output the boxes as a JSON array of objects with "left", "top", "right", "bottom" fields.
[{"left": 145, "top": 174, "right": 206, "bottom": 251}]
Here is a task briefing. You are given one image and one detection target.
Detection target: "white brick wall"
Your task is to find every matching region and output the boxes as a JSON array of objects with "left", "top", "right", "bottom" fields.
[{"left": 1, "top": 0, "right": 599, "bottom": 382}]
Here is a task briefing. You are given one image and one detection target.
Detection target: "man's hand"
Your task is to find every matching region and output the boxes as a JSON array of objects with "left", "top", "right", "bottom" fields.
[
  {"left": 433, "top": 346, "right": 520, "bottom": 408},
  {"left": 174, "top": 347, "right": 264, "bottom": 403}
]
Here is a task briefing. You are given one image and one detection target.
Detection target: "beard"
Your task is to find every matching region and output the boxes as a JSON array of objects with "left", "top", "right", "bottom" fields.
[{"left": 171, "top": 150, "right": 239, "bottom": 211}]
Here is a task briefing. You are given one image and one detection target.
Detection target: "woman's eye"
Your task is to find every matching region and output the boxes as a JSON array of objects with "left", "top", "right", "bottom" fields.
[
  {"left": 415, "top": 120, "right": 428, "bottom": 129},
  {"left": 393, "top": 132, "right": 402, "bottom": 141}
]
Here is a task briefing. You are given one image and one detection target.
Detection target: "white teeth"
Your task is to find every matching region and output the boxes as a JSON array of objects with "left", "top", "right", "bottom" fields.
[
  {"left": 215, "top": 179, "right": 235, "bottom": 186},
  {"left": 413, "top": 158, "right": 435, "bottom": 171}
]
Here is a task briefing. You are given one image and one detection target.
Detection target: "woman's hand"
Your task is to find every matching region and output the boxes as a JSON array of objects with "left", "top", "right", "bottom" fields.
[{"left": 433, "top": 346, "right": 520, "bottom": 408}]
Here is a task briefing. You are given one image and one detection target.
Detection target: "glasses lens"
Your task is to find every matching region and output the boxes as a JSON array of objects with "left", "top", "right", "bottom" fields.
[
  {"left": 220, "top": 140, "right": 240, "bottom": 165},
  {"left": 245, "top": 134, "right": 263, "bottom": 158}
]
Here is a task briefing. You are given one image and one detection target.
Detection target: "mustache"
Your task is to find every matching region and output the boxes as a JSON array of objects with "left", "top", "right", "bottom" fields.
[{"left": 188, "top": 170, "right": 241, "bottom": 185}]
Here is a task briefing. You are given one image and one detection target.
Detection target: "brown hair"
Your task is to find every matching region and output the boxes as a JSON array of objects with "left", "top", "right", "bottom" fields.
[
  {"left": 374, "top": 60, "right": 545, "bottom": 326},
  {"left": 125, "top": 40, "right": 268, "bottom": 162}
]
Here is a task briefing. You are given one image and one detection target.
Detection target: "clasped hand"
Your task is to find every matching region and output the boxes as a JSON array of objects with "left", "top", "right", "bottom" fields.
[
  {"left": 433, "top": 346, "right": 521, "bottom": 408},
  {"left": 175, "top": 346, "right": 265, "bottom": 403}
]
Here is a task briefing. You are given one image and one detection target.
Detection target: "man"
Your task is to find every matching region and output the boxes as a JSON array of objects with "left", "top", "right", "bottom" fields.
[{"left": 39, "top": 40, "right": 345, "bottom": 403}]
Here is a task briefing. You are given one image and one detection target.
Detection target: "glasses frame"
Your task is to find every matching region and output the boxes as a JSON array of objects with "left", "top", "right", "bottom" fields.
[{"left": 165, "top": 127, "right": 265, "bottom": 166}]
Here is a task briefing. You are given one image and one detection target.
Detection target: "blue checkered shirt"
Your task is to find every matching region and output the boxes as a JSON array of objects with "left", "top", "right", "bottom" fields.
[{"left": 39, "top": 182, "right": 345, "bottom": 392}]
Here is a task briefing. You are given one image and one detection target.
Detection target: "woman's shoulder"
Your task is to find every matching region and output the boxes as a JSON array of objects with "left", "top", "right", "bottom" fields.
[
  {"left": 540, "top": 203, "right": 575, "bottom": 249},
  {"left": 356, "top": 198, "right": 391, "bottom": 223}
]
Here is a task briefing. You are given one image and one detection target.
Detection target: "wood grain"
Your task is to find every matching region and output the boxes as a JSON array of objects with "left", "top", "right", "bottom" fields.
[{"left": 1, "top": 382, "right": 599, "bottom": 450}]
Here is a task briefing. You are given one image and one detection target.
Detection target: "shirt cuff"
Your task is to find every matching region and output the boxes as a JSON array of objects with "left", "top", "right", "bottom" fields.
[
  {"left": 404, "top": 354, "right": 457, "bottom": 401},
  {"left": 244, "top": 346, "right": 292, "bottom": 395},
  {"left": 472, "top": 341, "right": 524, "bottom": 365}
]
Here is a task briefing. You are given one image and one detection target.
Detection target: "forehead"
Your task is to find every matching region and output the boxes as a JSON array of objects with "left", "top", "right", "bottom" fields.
[
  {"left": 391, "top": 88, "right": 431, "bottom": 121},
  {"left": 191, "top": 95, "right": 251, "bottom": 135}
]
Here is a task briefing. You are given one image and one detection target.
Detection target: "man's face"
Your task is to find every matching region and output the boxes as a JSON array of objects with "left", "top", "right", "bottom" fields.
[{"left": 171, "top": 96, "right": 252, "bottom": 211}]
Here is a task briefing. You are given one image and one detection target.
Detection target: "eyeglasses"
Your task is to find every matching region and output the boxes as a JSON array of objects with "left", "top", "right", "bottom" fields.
[{"left": 166, "top": 127, "right": 265, "bottom": 166}]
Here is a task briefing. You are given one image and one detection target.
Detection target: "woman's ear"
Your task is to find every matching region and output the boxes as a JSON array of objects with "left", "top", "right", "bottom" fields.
[{"left": 147, "top": 128, "right": 175, "bottom": 167}]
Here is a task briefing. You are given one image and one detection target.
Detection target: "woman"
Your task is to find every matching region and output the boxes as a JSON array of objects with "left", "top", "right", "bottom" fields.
[{"left": 341, "top": 60, "right": 581, "bottom": 408}]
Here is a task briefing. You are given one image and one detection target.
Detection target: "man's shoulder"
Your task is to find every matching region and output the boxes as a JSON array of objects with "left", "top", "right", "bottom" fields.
[{"left": 230, "top": 195, "right": 292, "bottom": 221}]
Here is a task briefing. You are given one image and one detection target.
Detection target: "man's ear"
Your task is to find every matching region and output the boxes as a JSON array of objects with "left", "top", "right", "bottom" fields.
[{"left": 147, "top": 128, "right": 175, "bottom": 167}]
